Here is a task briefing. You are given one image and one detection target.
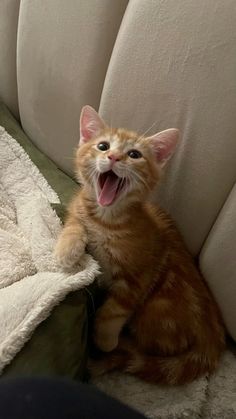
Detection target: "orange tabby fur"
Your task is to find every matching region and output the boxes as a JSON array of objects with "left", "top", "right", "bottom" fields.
[{"left": 55, "top": 106, "right": 225, "bottom": 385}]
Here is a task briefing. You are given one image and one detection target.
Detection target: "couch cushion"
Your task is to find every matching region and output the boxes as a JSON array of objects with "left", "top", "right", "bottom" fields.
[
  {"left": 200, "top": 183, "right": 236, "bottom": 341},
  {"left": 0, "top": 102, "right": 89, "bottom": 379},
  {"left": 16, "top": 0, "right": 128, "bottom": 175}
]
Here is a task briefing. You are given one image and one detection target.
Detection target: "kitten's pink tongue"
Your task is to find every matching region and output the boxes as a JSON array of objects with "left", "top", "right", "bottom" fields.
[{"left": 98, "top": 172, "right": 120, "bottom": 206}]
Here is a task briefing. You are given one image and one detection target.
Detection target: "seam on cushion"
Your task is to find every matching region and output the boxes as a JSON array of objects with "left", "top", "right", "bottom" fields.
[
  {"left": 98, "top": 1, "right": 131, "bottom": 114},
  {"left": 95, "top": 1, "right": 130, "bottom": 112},
  {"left": 16, "top": 0, "right": 26, "bottom": 125},
  {"left": 13, "top": 0, "right": 21, "bottom": 121},
  {"left": 198, "top": 180, "right": 236, "bottom": 259}
]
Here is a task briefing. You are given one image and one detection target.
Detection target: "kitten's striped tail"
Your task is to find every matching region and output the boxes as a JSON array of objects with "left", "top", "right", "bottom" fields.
[
  {"left": 89, "top": 337, "right": 225, "bottom": 385},
  {"left": 126, "top": 346, "right": 223, "bottom": 385}
]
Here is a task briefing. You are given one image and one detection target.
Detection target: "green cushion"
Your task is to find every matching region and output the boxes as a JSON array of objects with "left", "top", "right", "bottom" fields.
[{"left": 0, "top": 103, "right": 88, "bottom": 380}]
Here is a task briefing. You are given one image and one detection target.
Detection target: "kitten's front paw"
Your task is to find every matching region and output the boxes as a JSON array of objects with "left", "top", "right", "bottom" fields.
[
  {"left": 54, "top": 236, "right": 85, "bottom": 271},
  {"left": 94, "top": 323, "right": 119, "bottom": 353}
]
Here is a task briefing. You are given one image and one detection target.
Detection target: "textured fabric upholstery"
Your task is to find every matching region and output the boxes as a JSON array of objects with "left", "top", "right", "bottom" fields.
[{"left": 0, "top": 0, "right": 236, "bottom": 339}]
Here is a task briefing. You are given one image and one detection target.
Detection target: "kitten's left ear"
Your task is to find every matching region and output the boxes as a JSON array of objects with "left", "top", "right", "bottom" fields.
[
  {"left": 147, "top": 128, "right": 180, "bottom": 166},
  {"left": 79, "top": 105, "right": 106, "bottom": 146}
]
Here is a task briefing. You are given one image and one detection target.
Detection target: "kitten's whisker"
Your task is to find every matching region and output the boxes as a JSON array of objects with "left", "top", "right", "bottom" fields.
[
  {"left": 109, "top": 117, "right": 114, "bottom": 132},
  {"left": 131, "top": 170, "right": 150, "bottom": 192},
  {"left": 137, "top": 120, "right": 158, "bottom": 142},
  {"left": 120, "top": 177, "right": 126, "bottom": 190},
  {"left": 85, "top": 164, "right": 100, "bottom": 184}
]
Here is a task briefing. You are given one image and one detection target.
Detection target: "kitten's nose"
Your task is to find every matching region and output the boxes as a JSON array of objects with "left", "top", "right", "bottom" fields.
[{"left": 108, "top": 154, "right": 121, "bottom": 162}]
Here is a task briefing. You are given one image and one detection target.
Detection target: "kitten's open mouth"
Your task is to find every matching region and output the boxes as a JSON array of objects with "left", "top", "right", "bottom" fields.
[{"left": 97, "top": 170, "right": 126, "bottom": 207}]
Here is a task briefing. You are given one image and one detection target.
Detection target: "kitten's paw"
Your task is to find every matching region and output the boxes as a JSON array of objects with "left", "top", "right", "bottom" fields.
[
  {"left": 54, "top": 236, "right": 85, "bottom": 271},
  {"left": 94, "top": 325, "right": 119, "bottom": 353}
]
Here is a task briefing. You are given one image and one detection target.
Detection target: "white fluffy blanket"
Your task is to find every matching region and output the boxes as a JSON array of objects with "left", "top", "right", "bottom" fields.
[{"left": 0, "top": 126, "right": 99, "bottom": 374}]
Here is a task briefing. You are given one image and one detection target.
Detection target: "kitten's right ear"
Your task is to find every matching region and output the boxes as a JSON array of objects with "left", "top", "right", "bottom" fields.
[
  {"left": 147, "top": 128, "right": 179, "bottom": 166},
  {"left": 79, "top": 105, "right": 105, "bottom": 146}
]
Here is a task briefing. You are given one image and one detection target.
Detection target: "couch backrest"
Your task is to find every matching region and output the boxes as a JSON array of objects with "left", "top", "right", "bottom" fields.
[{"left": 1, "top": 1, "right": 236, "bottom": 338}]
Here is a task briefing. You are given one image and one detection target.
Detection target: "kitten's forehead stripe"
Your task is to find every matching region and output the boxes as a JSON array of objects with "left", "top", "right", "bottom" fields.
[{"left": 112, "top": 136, "right": 121, "bottom": 150}]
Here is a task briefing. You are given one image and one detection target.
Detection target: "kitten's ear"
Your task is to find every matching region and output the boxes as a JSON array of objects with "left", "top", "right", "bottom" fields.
[
  {"left": 147, "top": 128, "right": 179, "bottom": 166},
  {"left": 79, "top": 105, "right": 105, "bottom": 145}
]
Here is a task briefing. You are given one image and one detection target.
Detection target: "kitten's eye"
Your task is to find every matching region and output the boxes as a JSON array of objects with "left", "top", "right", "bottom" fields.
[
  {"left": 128, "top": 149, "right": 142, "bottom": 159},
  {"left": 97, "top": 142, "right": 110, "bottom": 151}
]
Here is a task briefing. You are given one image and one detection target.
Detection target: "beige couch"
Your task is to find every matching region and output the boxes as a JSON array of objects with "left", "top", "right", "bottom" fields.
[{"left": 0, "top": 0, "right": 236, "bottom": 340}]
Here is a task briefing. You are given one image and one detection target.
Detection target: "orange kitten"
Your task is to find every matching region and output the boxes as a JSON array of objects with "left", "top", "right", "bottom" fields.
[{"left": 55, "top": 105, "right": 225, "bottom": 385}]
